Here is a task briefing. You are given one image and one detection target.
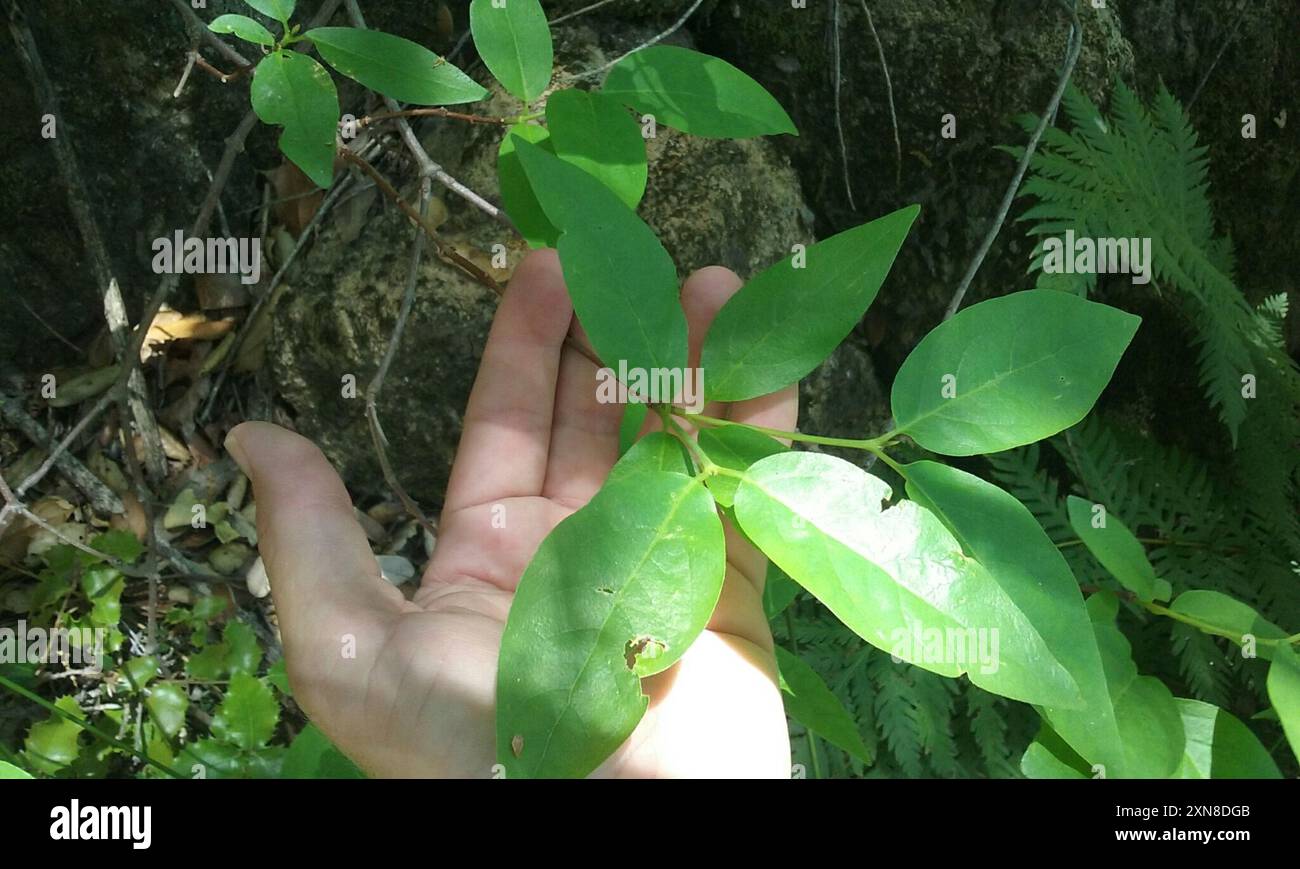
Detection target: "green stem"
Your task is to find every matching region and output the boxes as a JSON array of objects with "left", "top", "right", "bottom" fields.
[
  {"left": 681, "top": 411, "right": 890, "bottom": 451},
  {"left": 1142, "top": 602, "right": 1300, "bottom": 648},
  {"left": 0, "top": 674, "right": 185, "bottom": 779},
  {"left": 659, "top": 408, "right": 716, "bottom": 476}
]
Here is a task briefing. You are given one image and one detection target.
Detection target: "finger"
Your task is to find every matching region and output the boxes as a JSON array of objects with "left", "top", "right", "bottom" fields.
[
  {"left": 635, "top": 266, "right": 744, "bottom": 442},
  {"left": 442, "top": 249, "right": 574, "bottom": 513},
  {"left": 225, "top": 423, "right": 404, "bottom": 676},
  {"left": 541, "top": 318, "right": 623, "bottom": 505}
]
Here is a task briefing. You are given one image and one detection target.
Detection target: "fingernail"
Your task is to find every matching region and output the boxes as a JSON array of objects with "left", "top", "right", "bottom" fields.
[{"left": 224, "top": 425, "right": 252, "bottom": 475}]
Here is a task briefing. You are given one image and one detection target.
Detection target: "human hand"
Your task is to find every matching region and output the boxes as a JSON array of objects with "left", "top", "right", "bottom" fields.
[{"left": 226, "top": 249, "right": 796, "bottom": 777}]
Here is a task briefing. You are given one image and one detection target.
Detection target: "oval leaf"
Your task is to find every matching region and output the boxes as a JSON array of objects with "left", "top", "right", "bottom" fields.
[
  {"left": 1173, "top": 699, "right": 1280, "bottom": 779},
  {"left": 469, "top": 0, "right": 552, "bottom": 102},
  {"left": 702, "top": 206, "right": 918, "bottom": 402},
  {"left": 1170, "top": 590, "right": 1289, "bottom": 660},
  {"left": 602, "top": 45, "right": 795, "bottom": 138},
  {"left": 210, "top": 13, "right": 275, "bottom": 47},
  {"left": 243, "top": 0, "right": 294, "bottom": 25},
  {"left": 497, "top": 123, "right": 560, "bottom": 248},
  {"left": 1267, "top": 644, "right": 1300, "bottom": 763},
  {"left": 905, "top": 461, "right": 1129, "bottom": 776},
  {"left": 496, "top": 471, "right": 726, "bottom": 778},
  {"left": 775, "top": 646, "right": 872, "bottom": 763},
  {"left": 513, "top": 136, "right": 688, "bottom": 376},
  {"left": 307, "top": 27, "right": 487, "bottom": 106},
  {"left": 1066, "top": 496, "right": 1167, "bottom": 602},
  {"left": 696, "top": 424, "right": 786, "bottom": 507},
  {"left": 251, "top": 51, "right": 339, "bottom": 189},
  {"left": 892, "top": 290, "right": 1141, "bottom": 455},
  {"left": 546, "top": 88, "right": 647, "bottom": 209},
  {"left": 732, "top": 452, "right": 1081, "bottom": 708}
]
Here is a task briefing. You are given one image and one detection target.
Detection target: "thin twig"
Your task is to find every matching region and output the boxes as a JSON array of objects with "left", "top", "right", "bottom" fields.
[
  {"left": 859, "top": 0, "right": 901, "bottom": 189},
  {"left": 832, "top": 0, "right": 855, "bottom": 211},
  {"left": 193, "top": 53, "right": 254, "bottom": 85},
  {"left": 943, "top": 0, "right": 1082, "bottom": 321},
  {"left": 365, "top": 179, "right": 438, "bottom": 535},
  {"left": 14, "top": 391, "right": 113, "bottom": 501},
  {"left": 344, "top": 0, "right": 516, "bottom": 232},
  {"left": 201, "top": 158, "right": 365, "bottom": 421},
  {"left": 1186, "top": 0, "right": 1247, "bottom": 111},
  {"left": 17, "top": 297, "right": 83, "bottom": 356},
  {"left": 358, "top": 107, "right": 511, "bottom": 128},
  {"left": 340, "top": 148, "right": 503, "bottom": 294},
  {"left": 568, "top": 0, "right": 707, "bottom": 81},
  {"left": 172, "top": 49, "right": 198, "bottom": 98},
  {"left": 549, "top": 0, "right": 621, "bottom": 25},
  {"left": 0, "top": 395, "right": 123, "bottom": 517},
  {"left": 166, "top": 0, "right": 253, "bottom": 70}
]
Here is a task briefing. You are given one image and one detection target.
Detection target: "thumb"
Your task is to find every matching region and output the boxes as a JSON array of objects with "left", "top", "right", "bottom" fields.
[{"left": 225, "top": 422, "right": 401, "bottom": 662}]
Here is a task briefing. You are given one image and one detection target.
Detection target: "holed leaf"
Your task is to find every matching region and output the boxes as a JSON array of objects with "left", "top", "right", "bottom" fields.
[
  {"left": 496, "top": 471, "right": 725, "bottom": 778},
  {"left": 209, "top": 14, "right": 275, "bottom": 47},
  {"left": 892, "top": 290, "right": 1140, "bottom": 455}
]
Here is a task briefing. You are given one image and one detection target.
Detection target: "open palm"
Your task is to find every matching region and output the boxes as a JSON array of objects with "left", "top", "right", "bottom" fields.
[{"left": 227, "top": 250, "right": 794, "bottom": 778}]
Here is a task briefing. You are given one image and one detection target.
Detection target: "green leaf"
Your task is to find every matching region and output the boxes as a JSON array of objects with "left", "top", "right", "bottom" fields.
[
  {"left": 601, "top": 45, "right": 796, "bottom": 138},
  {"left": 892, "top": 290, "right": 1141, "bottom": 455},
  {"left": 469, "top": 0, "right": 552, "bottom": 102},
  {"left": 514, "top": 137, "right": 688, "bottom": 377},
  {"left": 90, "top": 530, "right": 145, "bottom": 564},
  {"left": 212, "top": 674, "right": 279, "bottom": 751},
  {"left": 732, "top": 452, "right": 1081, "bottom": 708},
  {"left": 307, "top": 27, "right": 487, "bottom": 106},
  {"left": 251, "top": 51, "right": 339, "bottom": 189},
  {"left": 607, "top": 432, "right": 692, "bottom": 484},
  {"left": 1066, "top": 496, "right": 1167, "bottom": 602},
  {"left": 546, "top": 88, "right": 647, "bottom": 209},
  {"left": 146, "top": 683, "right": 190, "bottom": 738},
  {"left": 122, "top": 656, "right": 159, "bottom": 692},
  {"left": 1169, "top": 590, "right": 1289, "bottom": 660},
  {"left": 1267, "top": 644, "right": 1300, "bottom": 763},
  {"left": 282, "top": 724, "right": 365, "bottom": 778},
  {"left": 0, "top": 760, "right": 33, "bottom": 779},
  {"left": 80, "top": 565, "right": 124, "bottom": 628},
  {"left": 267, "top": 658, "right": 292, "bottom": 696},
  {"left": 904, "top": 461, "right": 1128, "bottom": 776},
  {"left": 223, "top": 621, "right": 263, "bottom": 675},
  {"left": 23, "top": 696, "right": 84, "bottom": 775},
  {"left": 209, "top": 13, "right": 276, "bottom": 47},
  {"left": 243, "top": 0, "right": 295, "bottom": 26},
  {"left": 701, "top": 207, "right": 918, "bottom": 402},
  {"left": 1020, "top": 724, "right": 1091, "bottom": 778},
  {"left": 1082, "top": 592, "right": 1184, "bottom": 778},
  {"left": 497, "top": 123, "right": 560, "bottom": 248},
  {"left": 496, "top": 471, "right": 726, "bottom": 778},
  {"left": 696, "top": 424, "right": 786, "bottom": 507},
  {"left": 1173, "top": 699, "right": 1280, "bottom": 779},
  {"left": 775, "top": 646, "right": 871, "bottom": 763},
  {"left": 762, "top": 563, "right": 799, "bottom": 621},
  {"left": 618, "top": 403, "right": 649, "bottom": 457},
  {"left": 186, "top": 643, "right": 228, "bottom": 681}
]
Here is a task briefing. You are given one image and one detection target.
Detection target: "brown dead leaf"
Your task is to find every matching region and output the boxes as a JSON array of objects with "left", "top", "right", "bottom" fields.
[
  {"left": 270, "top": 162, "right": 325, "bottom": 238},
  {"left": 108, "top": 492, "right": 148, "bottom": 542}
]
